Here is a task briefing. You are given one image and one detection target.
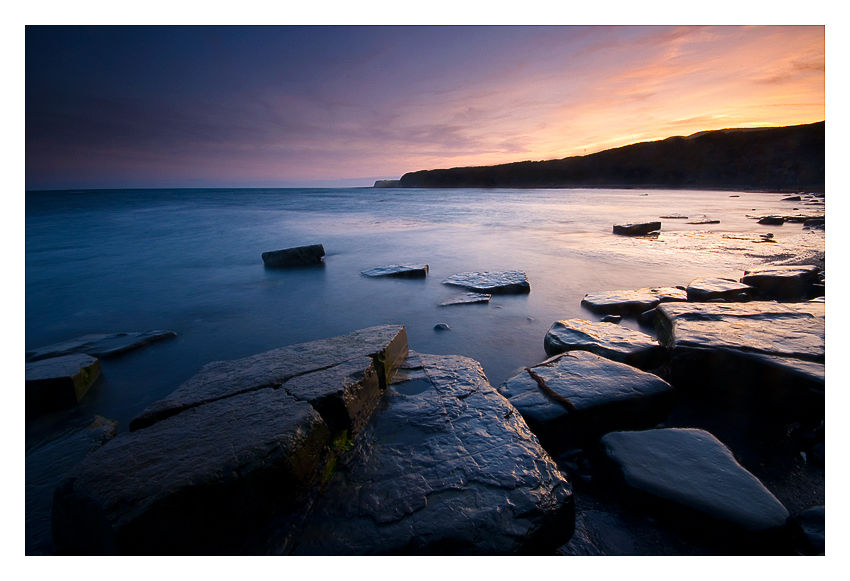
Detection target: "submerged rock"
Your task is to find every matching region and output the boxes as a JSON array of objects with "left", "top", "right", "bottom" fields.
[
  {"left": 262, "top": 244, "right": 325, "bottom": 267},
  {"left": 740, "top": 265, "right": 821, "bottom": 301},
  {"left": 439, "top": 292, "right": 491, "bottom": 306},
  {"left": 543, "top": 319, "right": 664, "bottom": 370},
  {"left": 498, "top": 351, "right": 674, "bottom": 450},
  {"left": 581, "top": 286, "right": 687, "bottom": 315},
  {"left": 291, "top": 352, "right": 574, "bottom": 555},
  {"left": 361, "top": 264, "right": 429, "bottom": 278},
  {"left": 442, "top": 271, "right": 530, "bottom": 294},
  {"left": 26, "top": 331, "right": 177, "bottom": 362},
  {"left": 26, "top": 354, "right": 101, "bottom": 418},
  {"left": 600, "top": 428, "right": 789, "bottom": 537},
  {"left": 685, "top": 278, "right": 754, "bottom": 302},
  {"left": 613, "top": 222, "right": 661, "bottom": 236}
]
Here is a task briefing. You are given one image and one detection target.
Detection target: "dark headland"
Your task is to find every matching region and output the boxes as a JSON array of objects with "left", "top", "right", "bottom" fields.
[{"left": 384, "top": 121, "right": 824, "bottom": 191}]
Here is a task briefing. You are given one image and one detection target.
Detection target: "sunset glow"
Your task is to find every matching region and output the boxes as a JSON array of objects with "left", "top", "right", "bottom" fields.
[{"left": 26, "top": 25, "right": 825, "bottom": 189}]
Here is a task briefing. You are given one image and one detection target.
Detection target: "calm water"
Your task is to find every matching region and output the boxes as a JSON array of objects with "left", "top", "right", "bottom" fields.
[{"left": 25, "top": 187, "right": 824, "bottom": 448}]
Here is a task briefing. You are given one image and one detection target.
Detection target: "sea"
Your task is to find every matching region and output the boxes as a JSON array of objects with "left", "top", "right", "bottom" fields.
[{"left": 25, "top": 187, "right": 825, "bottom": 450}]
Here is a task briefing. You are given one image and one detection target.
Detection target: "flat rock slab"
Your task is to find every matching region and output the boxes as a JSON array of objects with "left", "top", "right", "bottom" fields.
[
  {"left": 361, "top": 264, "right": 429, "bottom": 278},
  {"left": 659, "top": 214, "right": 688, "bottom": 219},
  {"left": 581, "top": 286, "right": 687, "bottom": 315},
  {"left": 53, "top": 388, "right": 330, "bottom": 555},
  {"left": 655, "top": 302, "right": 824, "bottom": 410},
  {"left": 262, "top": 244, "right": 325, "bottom": 267},
  {"left": 613, "top": 222, "right": 661, "bottom": 236},
  {"left": 740, "top": 265, "right": 821, "bottom": 301},
  {"left": 498, "top": 351, "right": 674, "bottom": 450},
  {"left": 439, "top": 292, "right": 492, "bottom": 306},
  {"left": 26, "top": 331, "right": 177, "bottom": 362},
  {"left": 442, "top": 271, "right": 530, "bottom": 294},
  {"left": 600, "top": 428, "right": 789, "bottom": 536},
  {"left": 685, "top": 278, "right": 755, "bottom": 302},
  {"left": 291, "top": 352, "right": 574, "bottom": 555},
  {"left": 686, "top": 218, "right": 720, "bottom": 225},
  {"left": 543, "top": 319, "right": 664, "bottom": 370},
  {"left": 26, "top": 354, "right": 101, "bottom": 417},
  {"left": 130, "top": 325, "right": 408, "bottom": 430}
]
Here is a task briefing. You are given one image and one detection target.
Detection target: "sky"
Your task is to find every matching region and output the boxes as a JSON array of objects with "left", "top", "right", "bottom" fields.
[{"left": 25, "top": 24, "right": 825, "bottom": 190}]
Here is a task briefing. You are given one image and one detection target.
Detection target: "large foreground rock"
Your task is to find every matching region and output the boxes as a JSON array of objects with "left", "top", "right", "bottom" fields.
[
  {"left": 600, "top": 429, "right": 789, "bottom": 538},
  {"left": 261, "top": 244, "right": 325, "bottom": 267},
  {"left": 740, "top": 265, "right": 821, "bottom": 301},
  {"left": 26, "top": 331, "right": 177, "bottom": 362},
  {"left": 543, "top": 319, "right": 664, "bottom": 370},
  {"left": 53, "top": 389, "right": 330, "bottom": 555},
  {"left": 26, "top": 354, "right": 101, "bottom": 418},
  {"left": 130, "top": 325, "right": 408, "bottom": 430},
  {"left": 581, "top": 286, "right": 687, "bottom": 315},
  {"left": 442, "top": 271, "right": 530, "bottom": 294},
  {"left": 686, "top": 278, "right": 754, "bottom": 302},
  {"left": 497, "top": 351, "right": 674, "bottom": 450},
  {"left": 291, "top": 352, "right": 574, "bottom": 555},
  {"left": 655, "top": 302, "right": 824, "bottom": 412},
  {"left": 613, "top": 222, "right": 661, "bottom": 236},
  {"left": 361, "top": 264, "right": 429, "bottom": 278}
]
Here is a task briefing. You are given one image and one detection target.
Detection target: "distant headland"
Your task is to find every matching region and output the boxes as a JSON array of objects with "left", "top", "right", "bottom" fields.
[{"left": 378, "top": 121, "right": 824, "bottom": 191}]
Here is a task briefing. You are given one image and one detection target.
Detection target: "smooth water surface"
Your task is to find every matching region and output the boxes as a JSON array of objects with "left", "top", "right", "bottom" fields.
[{"left": 25, "top": 187, "right": 824, "bottom": 447}]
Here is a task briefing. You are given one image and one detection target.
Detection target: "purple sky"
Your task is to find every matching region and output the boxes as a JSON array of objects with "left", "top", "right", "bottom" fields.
[{"left": 25, "top": 25, "right": 824, "bottom": 190}]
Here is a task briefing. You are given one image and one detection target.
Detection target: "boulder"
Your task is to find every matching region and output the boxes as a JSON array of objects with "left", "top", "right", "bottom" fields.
[
  {"left": 26, "top": 354, "right": 101, "bottom": 418},
  {"left": 439, "top": 292, "right": 491, "bottom": 306},
  {"left": 685, "top": 278, "right": 755, "bottom": 302},
  {"left": 261, "top": 244, "right": 325, "bottom": 267},
  {"left": 497, "top": 351, "right": 674, "bottom": 450},
  {"left": 600, "top": 428, "right": 789, "bottom": 538},
  {"left": 290, "top": 352, "right": 574, "bottom": 555},
  {"left": 740, "top": 265, "right": 821, "bottom": 301},
  {"left": 26, "top": 331, "right": 177, "bottom": 362},
  {"left": 581, "top": 286, "right": 687, "bottom": 315},
  {"left": 442, "top": 271, "right": 530, "bottom": 294},
  {"left": 612, "top": 222, "right": 661, "bottom": 236},
  {"left": 543, "top": 319, "right": 665, "bottom": 370},
  {"left": 361, "top": 264, "right": 429, "bottom": 278},
  {"left": 655, "top": 302, "right": 824, "bottom": 412},
  {"left": 26, "top": 417, "right": 117, "bottom": 555},
  {"left": 130, "top": 325, "right": 408, "bottom": 431},
  {"left": 52, "top": 388, "right": 331, "bottom": 555}
]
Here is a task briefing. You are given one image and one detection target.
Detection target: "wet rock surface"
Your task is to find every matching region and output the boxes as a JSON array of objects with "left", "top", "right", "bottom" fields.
[
  {"left": 794, "top": 505, "right": 824, "bottom": 554},
  {"left": 26, "top": 354, "right": 102, "bottom": 418},
  {"left": 291, "top": 352, "right": 574, "bottom": 555},
  {"left": 685, "top": 277, "right": 754, "bottom": 302},
  {"left": 740, "top": 264, "right": 821, "bottom": 301},
  {"left": 498, "top": 351, "right": 674, "bottom": 450},
  {"left": 26, "top": 331, "right": 177, "bottom": 362},
  {"left": 543, "top": 319, "right": 664, "bottom": 370},
  {"left": 613, "top": 221, "right": 661, "bottom": 236},
  {"left": 581, "top": 286, "right": 687, "bottom": 315},
  {"left": 600, "top": 428, "right": 790, "bottom": 537},
  {"left": 261, "top": 244, "right": 325, "bottom": 267},
  {"left": 439, "top": 292, "right": 491, "bottom": 306},
  {"left": 442, "top": 270, "right": 530, "bottom": 294},
  {"left": 360, "top": 264, "right": 429, "bottom": 278}
]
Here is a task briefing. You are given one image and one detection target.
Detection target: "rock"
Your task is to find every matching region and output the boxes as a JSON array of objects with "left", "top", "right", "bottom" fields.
[
  {"left": 543, "top": 319, "right": 665, "bottom": 370},
  {"left": 685, "top": 218, "right": 720, "bottom": 225},
  {"left": 26, "top": 417, "right": 117, "bottom": 555},
  {"left": 439, "top": 292, "right": 491, "bottom": 306},
  {"left": 581, "top": 286, "right": 687, "bottom": 315},
  {"left": 26, "top": 354, "right": 101, "bottom": 418},
  {"left": 659, "top": 213, "right": 688, "bottom": 219},
  {"left": 636, "top": 308, "right": 657, "bottom": 326},
  {"left": 782, "top": 195, "right": 802, "bottom": 201},
  {"left": 740, "top": 265, "right": 821, "bottom": 301},
  {"left": 290, "top": 352, "right": 574, "bottom": 555},
  {"left": 130, "top": 325, "right": 408, "bottom": 431},
  {"left": 52, "top": 388, "right": 331, "bottom": 555},
  {"left": 757, "top": 216, "right": 786, "bottom": 225},
  {"left": 600, "top": 315, "right": 622, "bottom": 323},
  {"left": 373, "top": 180, "right": 400, "bottom": 188},
  {"left": 612, "top": 222, "right": 661, "bottom": 236},
  {"left": 498, "top": 351, "right": 674, "bottom": 450},
  {"left": 794, "top": 506, "right": 824, "bottom": 554},
  {"left": 361, "top": 264, "right": 429, "bottom": 278},
  {"left": 442, "top": 271, "right": 530, "bottom": 294},
  {"left": 803, "top": 218, "right": 825, "bottom": 230},
  {"left": 261, "top": 244, "right": 325, "bottom": 267},
  {"left": 655, "top": 302, "right": 824, "bottom": 412},
  {"left": 26, "top": 331, "right": 177, "bottom": 362},
  {"left": 600, "top": 428, "right": 789, "bottom": 537},
  {"left": 433, "top": 323, "right": 451, "bottom": 331},
  {"left": 685, "top": 278, "right": 755, "bottom": 302}
]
